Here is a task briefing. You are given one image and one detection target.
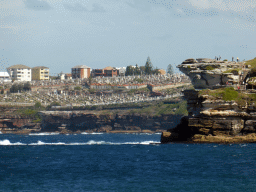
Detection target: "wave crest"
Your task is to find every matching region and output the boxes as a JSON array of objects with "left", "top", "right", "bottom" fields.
[{"left": 0, "top": 139, "right": 160, "bottom": 146}]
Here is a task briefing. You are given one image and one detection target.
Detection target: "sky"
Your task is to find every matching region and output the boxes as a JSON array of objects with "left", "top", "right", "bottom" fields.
[{"left": 0, "top": 0, "right": 256, "bottom": 75}]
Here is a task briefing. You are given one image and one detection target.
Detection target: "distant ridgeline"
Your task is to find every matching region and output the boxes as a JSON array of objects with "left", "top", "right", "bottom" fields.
[{"left": 161, "top": 57, "right": 256, "bottom": 143}]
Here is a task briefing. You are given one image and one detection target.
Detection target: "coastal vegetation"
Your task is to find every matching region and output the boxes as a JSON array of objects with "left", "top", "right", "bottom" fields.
[
  {"left": 128, "top": 100, "right": 187, "bottom": 116},
  {"left": 198, "top": 87, "right": 256, "bottom": 108},
  {"left": 245, "top": 57, "right": 256, "bottom": 68}
]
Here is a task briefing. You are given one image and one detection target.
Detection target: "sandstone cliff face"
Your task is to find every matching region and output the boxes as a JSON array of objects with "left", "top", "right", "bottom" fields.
[
  {"left": 161, "top": 58, "right": 256, "bottom": 143},
  {"left": 0, "top": 115, "right": 41, "bottom": 133},
  {"left": 39, "top": 111, "right": 183, "bottom": 133},
  {"left": 161, "top": 89, "right": 256, "bottom": 143}
]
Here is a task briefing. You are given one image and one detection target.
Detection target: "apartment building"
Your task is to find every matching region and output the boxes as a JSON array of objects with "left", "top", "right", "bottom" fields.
[
  {"left": 92, "top": 66, "right": 119, "bottom": 77},
  {"left": 71, "top": 65, "right": 90, "bottom": 79},
  {"left": 32, "top": 66, "right": 49, "bottom": 80},
  {"left": 7, "top": 64, "right": 32, "bottom": 81}
]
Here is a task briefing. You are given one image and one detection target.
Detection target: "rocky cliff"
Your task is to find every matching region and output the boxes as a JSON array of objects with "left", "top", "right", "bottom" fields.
[
  {"left": 0, "top": 112, "right": 183, "bottom": 134},
  {"left": 161, "top": 58, "right": 256, "bottom": 143},
  {"left": 39, "top": 111, "right": 182, "bottom": 133}
]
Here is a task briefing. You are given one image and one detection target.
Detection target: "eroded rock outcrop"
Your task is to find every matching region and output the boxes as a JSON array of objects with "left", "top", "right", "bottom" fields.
[{"left": 161, "top": 58, "right": 256, "bottom": 143}]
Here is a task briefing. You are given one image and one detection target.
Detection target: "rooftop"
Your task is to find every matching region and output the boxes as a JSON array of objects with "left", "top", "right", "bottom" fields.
[
  {"left": 72, "top": 65, "right": 90, "bottom": 69},
  {"left": 104, "top": 66, "right": 114, "bottom": 70},
  {"left": 7, "top": 64, "right": 31, "bottom": 69},
  {"left": 33, "top": 66, "right": 49, "bottom": 69},
  {"left": 0, "top": 72, "right": 10, "bottom": 77}
]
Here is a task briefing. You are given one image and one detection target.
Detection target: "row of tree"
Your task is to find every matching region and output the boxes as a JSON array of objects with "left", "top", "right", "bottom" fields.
[
  {"left": 10, "top": 82, "right": 31, "bottom": 93},
  {"left": 125, "top": 57, "right": 174, "bottom": 76}
]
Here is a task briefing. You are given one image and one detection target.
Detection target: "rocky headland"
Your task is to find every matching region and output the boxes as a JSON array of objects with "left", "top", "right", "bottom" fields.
[{"left": 161, "top": 57, "right": 256, "bottom": 143}]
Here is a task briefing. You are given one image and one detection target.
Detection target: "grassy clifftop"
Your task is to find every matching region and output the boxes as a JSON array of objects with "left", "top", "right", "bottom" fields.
[{"left": 245, "top": 57, "right": 256, "bottom": 68}]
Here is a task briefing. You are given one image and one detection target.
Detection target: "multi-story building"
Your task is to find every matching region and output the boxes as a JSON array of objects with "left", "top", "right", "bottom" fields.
[
  {"left": 71, "top": 65, "right": 90, "bottom": 79},
  {"left": 92, "top": 66, "right": 119, "bottom": 77},
  {"left": 7, "top": 64, "right": 32, "bottom": 81},
  {"left": 104, "top": 66, "right": 119, "bottom": 77},
  {"left": 32, "top": 66, "right": 49, "bottom": 80}
]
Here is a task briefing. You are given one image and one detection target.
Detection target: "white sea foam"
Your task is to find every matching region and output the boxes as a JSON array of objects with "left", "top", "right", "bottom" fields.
[
  {"left": 0, "top": 139, "right": 160, "bottom": 146},
  {"left": 0, "top": 131, "right": 2, "bottom": 134},
  {"left": 28, "top": 140, "right": 66, "bottom": 145},
  {"left": 0, "top": 139, "right": 25, "bottom": 145},
  {"left": 139, "top": 133, "right": 153, "bottom": 135},
  {"left": 81, "top": 132, "right": 104, "bottom": 135},
  {"left": 29, "top": 133, "right": 60, "bottom": 136}
]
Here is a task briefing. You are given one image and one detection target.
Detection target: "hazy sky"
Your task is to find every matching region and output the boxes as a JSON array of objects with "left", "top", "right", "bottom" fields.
[{"left": 1, "top": 0, "right": 256, "bottom": 75}]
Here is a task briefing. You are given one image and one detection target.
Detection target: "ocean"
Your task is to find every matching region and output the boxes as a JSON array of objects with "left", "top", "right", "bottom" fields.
[{"left": 0, "top": 133, "right": 256, "bottom": 192}]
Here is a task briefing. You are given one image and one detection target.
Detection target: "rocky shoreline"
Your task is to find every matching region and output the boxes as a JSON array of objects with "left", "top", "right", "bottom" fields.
[{"left": 0, "top": 112, "right": 182, "bottom": 135}]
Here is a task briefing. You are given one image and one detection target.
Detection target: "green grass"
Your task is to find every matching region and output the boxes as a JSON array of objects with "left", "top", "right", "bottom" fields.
[
  {"left": 245, "top": 57, "right": 256, "bottom": 68},
  {"left": 128, "top": 100, "right": 188, "bottom": 116},
  {"left": 205, "top": 66, "right": 214, "bottom": 70},
  {"left": 223, "top": 69, "right": 240, "bottom": 74}
]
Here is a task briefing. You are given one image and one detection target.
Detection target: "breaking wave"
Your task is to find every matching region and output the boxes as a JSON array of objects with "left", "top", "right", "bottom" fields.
[
  {"left": 0, "top": 139, "right": 160, "bottom": 146},
  {"left": 81, "top": 132, "right": 104, "bottom": 135},
  {"left": 0, "top": 139, "right": 26, "bottom": 145},
  {"left": 29, "top": 133, "right": 60, "bottom": 136}
]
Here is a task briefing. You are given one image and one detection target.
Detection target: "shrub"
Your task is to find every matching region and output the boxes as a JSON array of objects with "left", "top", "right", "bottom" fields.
[
  {"left": 223, "top": 87, "right": 238, "bottom": 101},
  {"left": 205, "top": 66, "right": 214, "bottom": 70},
  {"left": 74, "top": 86, "right": 81, "bottom": 90},
  {"left": 34, "top": 102, "right": 42, "bottom": 109}
]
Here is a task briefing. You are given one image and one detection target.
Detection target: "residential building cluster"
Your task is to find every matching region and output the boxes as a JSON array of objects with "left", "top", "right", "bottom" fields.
[{"left": 0, "top": 63, "right": 167, "bottom": 83}]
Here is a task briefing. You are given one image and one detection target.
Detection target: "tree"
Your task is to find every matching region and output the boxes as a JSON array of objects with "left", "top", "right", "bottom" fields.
[
  {"left": 167, "top": 64, "right": 174, "bottom": 75},
  {"left": 23, "top": 82, "right": 31, "bottom": 91},
  {"left": 139, "top": 66, "right": 145, "bottom": 75},
  {"left": 145, "top": 56, "right": 153, "bottom": 75},
  {"left": 134, "top": 64, "right": 140, "bottom": 75},
  {"left": 34, "top": 101, "right": 42, "bottom": 109},
  {"left": 74, "top": 86, "right": 81, "bottom": 90},
  {"left": 152, "top": 68, "right": 160, "bottom": 75},
  {"left": 125, "top": 65, "right": 134, "bottom": 76},
  {"left": 10, "top": 84, "right": 19, "bottom": 93}
]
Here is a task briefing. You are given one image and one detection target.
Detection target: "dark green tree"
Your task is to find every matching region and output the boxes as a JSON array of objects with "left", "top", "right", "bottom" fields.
[
  {"left": 34, "top": 101, "right": 42, "bottom": 109},
  {"left": 167, "top": 64, "right": 174, "bottom": 75},
  {"left": 134, "top": 64, "right": 140, "bottom": 75},
  {"left": 125, "top": 65, "right": 134, "bottom": 76},
  {"left": 145, "top": 56, "right": 153, "bottom": 75},
  {"left": 152, "top": 68, "right": 160, "bottom": 75},
  {"left": 23, "top": 82, "right": 31, "bottom": 91},
  {"left": 139, "top": 66, "right": 145, "bottom": 75},
  {"left": 10, "top": 84, "right": 19, "bottom": 93}
]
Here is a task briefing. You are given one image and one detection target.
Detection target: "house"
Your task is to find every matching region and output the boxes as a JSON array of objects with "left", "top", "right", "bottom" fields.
[
  {"left": 71, "top": 65, "right": 90, "bottom": 79},
  {"left": 7, "top": 64, "right": 31, "bottom": 81},
  {"left": 32, "top": 66, "right": 49, "bottom": 80}
]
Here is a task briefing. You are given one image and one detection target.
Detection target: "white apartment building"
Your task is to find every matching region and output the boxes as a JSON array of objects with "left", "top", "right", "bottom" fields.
[{"left": 7, "top": 64, "right": 32, "bottom": 82}]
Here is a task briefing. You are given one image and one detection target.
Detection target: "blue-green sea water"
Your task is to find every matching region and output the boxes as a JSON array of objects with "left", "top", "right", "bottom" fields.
[{"left": 0, "top": 133, "right": 256, "bottom": 192}]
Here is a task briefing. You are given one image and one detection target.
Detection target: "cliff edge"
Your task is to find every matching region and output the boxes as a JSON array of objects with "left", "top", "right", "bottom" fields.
[{"left": 161, "top": 57, "right": 256, "bottom": 143}]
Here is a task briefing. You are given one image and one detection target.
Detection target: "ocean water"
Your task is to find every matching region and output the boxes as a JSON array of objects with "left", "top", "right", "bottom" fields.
[{"left": 0, "top": 133, "right": 256, "bottom": 192}]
